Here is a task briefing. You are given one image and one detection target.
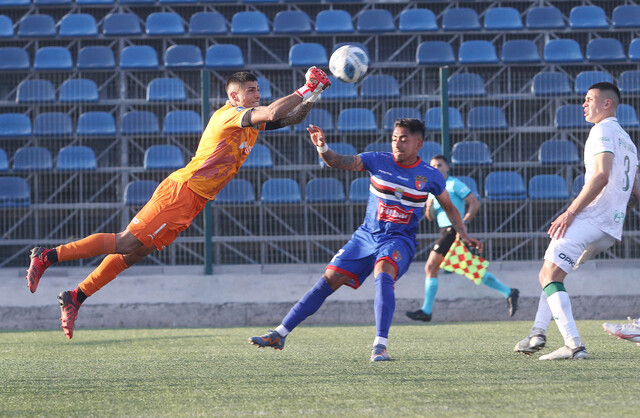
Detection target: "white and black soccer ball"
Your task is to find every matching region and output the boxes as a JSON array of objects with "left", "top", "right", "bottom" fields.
[{"left": 329, "top": 45, "right": 369, "bottom": 84}]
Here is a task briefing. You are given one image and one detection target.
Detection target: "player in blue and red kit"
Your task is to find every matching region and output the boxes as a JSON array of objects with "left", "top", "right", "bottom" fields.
[{"left": 249, "top": 118, "right": 483, "bottom": 361}]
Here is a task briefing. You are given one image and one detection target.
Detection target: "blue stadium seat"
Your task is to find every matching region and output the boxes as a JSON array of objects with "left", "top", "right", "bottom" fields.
[
  {"left": 147, "top": 78, "right": 186, "bottom": 102},
  {"left": 619, "top": 70, "right": 640, "bottom": 94},
  {"left": 586, "top": 39, "right": 626, "bottom": 63},
  {"left": 0, "top": 177, "right": 30, "bottom": 207},
  {"left": 59, "top": 14, "right": 98, "bottom": 37},
  {"left": 501, "top": 40, "right": 541, "bottom": 64},
  {"left": 332, "top": 43, "right": 370, "bottom": 62},
  {"left": 189, "top": 12, "right": 226, "bottom": 35},
  {"left": 442, "top": 8, "right": 481, "bottom": 31},
  {"left": 34, "top": 112, "right": 73, "bottom": 137},
  {"left": 526, "top": 7, "right": 565, "bottom": 29},
  {"left": 0, "top": 47, "right": 29, "bottom": 70},
  {"left": 321, "top": 76, "right": 357, "bottom": 100},
  {"left": 295, "top": 108, "right": 334, "bottom": 132},
  {"left": 531, "top": 72, "right": 571, "bottom": 96},
  {"left": 231, "top": 11, "right": 269, "bottom": 35},
  {"left": 215, "top": 179, "right": 255, "bottom": 204},
  {"left": 448, "top": 73, "right": 486, "bottom": 97},
  {"left": 569, "top": 5, "right": 608, "bottom": 29},
  {"left": 257, "top": 77, "right": 272, "bottom": 101},
  {"left": 468, "top": 106, "right": 508, "bottom": 130},
  {"left": 416, "top": 41, "right": 455, "bottom": 66},
  {"left": 120, "top": 46, "right": 158, "bottom": 70},
  {"left": 383, "top": 107, "right": 421, "bottom": 131},
  {"left": 484, "top": 7, "right": 523, "bottom": 30},
  {"left": 399, "top": 9, "right": 437, "bottom": 32},
  {"left": 418, "top": 142, "right": 442, "bottom": 162},
  {"left": 306, "top": 178, "right": 346, "bottom": 203},
  {"left": 56, "top": 146, "right": 97, "bottom": 171},
  {"left": 119, "top": 0, "right": 154, "bottom": 4},
  {"left": 0, "top": 148, "right": 7, "bottom": 172},
  {"left": 617, "top": 104, "right": 640, "bottom": 128},
  {"left": 206, "top": 44, "right": 244, "bottom": 69},
  {"left": 572, "top": 175, "right": 584, "bottom": 197},
  {"left": 163, "top": 110, "right": 201, "bottom": 135},
  {"left": 243, "top": 144, "right": 273, "bottom": 168},
  {"left": 274, "top": 11, "right": 311, "bottom": 34},
  {"left": 13, "top": 147, "right": 53, "bottom": 171},
  {"left": 16, "top": 80, "right": 55, "bottom": 103},
  {"left": 124, "top": 180, "right": 158, "bottom": 206},
  {"left": 0, "top": 15, "right": 13, "bottom": 38},
  {"left": 144, "top": 144, "right": 183, "bottom": 170},
  {"left": 164, "top": 45, "right": 203, "bottom": 69},
  {"left": 77, "top": 0, "right": 113, "bottom": 4},
  {"left": 0, "top": 113, "right": 31, "bottom": 137},
  {"left": 630, "top": 38, "right": 640, "bottom": 61},
  {"left": 122, "top": 111, "right": 160, "bottom": 135},
  {"left": 159, "top": 0, "right": 198, "bottom": 3},
  {"left": 337, "top": 108, "right": 377, "bottom": 133},
  {"left": 613, "top": 5, "right": 640, "bottom": 28},
  {"left": 555, "top": 105, "right": 590, "bottom": 129},
  {"left": 0, "top": 0, "right": 29, "bottom": 5},
  {"left": 261, "top": 178, "right": 301, "bottom": 204},
  {"left": 77, "top": 112, "right": 116, "bottom": 136},
  {"left": 34, "top": 47, "right": 73, "bottom": 70},
  {"left": 529, "top": 175, "right": 569, "bottom": 200},
  {"left": 34, "top": 0, "right": 70, "bottom": 4},
  {"left": 425, "top": 107, "right": 465, "bottom": 131},
  {"left": 146, "top": 12, "right": 185, "bottom": 36},
  {"left": 544, "top": 39, "right": 583, "bottom": 63},
  {"left": 289, "top": 43, "right": 328, "bottom": 67},
  {"left": 18, "top": 15, "right": 55, "bottom": 37},
  {"left": 103, "top": 13, "right": 142, "bottom": 36},
  {"left": 315, "top": 10, "right": 353, "bottom": 33},
  {"left": 318, "top": 142, "right": 357, "bottom": 167},
  {"left": 60, "top": 79, "right": 99, "bottom": 103},
  {"left": 357, "top": 9, "right": 395, "bottom": 33},
  {"left": 458, "top": 40, "right": 499, "bottom": 64},
  {"left": 538, "top": 139, "right": 580, "bottom": 164},
  {"left": 77, "top": 46, "right": 115, "bottom": 69},
  {"left": 349, "top": 177, "right": 370, "bottom": 202},
  {"left": 451, "top": 141, "right": 492, "bottom": 165},
  {"left": 484, "top": 171, "right": 526, "bottom": 201},
  {"left": 360, "top": 75, "right": 400, "bottom": 99},
  {"left": 456, "top": 175, "right": 480, "bottom": 199},
  {"left": 574, "top": 71, "right": 613, "bottom": 95},
  {"left": 364, "top": 143, "right": 391, "bottom": 153}
]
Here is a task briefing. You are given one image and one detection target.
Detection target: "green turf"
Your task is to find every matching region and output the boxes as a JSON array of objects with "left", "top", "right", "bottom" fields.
[{"left": 1, "top": 321, "right": 639, "bottom": 416}]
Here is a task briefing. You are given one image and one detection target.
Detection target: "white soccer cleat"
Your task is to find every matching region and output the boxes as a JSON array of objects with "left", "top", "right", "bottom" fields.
[
  {"left": 514, "top": 333, "right": 546, "bottom": 355},
  {"left": 539, "top": 345, "right": 587, "bottom": 360},
  {"left": 604, "top": 317, "right": 640, "bottom": 344},
  {"left": 602, "top": 321, "right": 622, "bottom": 336}
]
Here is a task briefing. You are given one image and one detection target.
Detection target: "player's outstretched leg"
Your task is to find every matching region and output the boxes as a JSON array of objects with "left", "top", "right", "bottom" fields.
[
  {"left": 26, "top": 247, "right": 55, "bottom": 293},
  {"left": 58, "top": 289, "right": 81, "bottom": 339},
  {"left": 248, "top": 329, "right": 286, "bottom": 350},
  {"left": 603, "top": 318, "right": 640, "bottom": 346},
  {"left": 514, "top": 330, "right": 546, "bottom": 355},
  {"left": 539, "top": 345, "right": 587, "bottom": 360},
  {"left": 371, "top": 344, "right": 390, "bottom": 362},
  {"left": 507, "top": 288, "right": 519, "bottom": 317}
]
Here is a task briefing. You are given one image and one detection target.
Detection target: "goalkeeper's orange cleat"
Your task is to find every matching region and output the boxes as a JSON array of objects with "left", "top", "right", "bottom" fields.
[
  {"left": 58, "top": 290, "right": 81, "bottom": 339},
  {"left": 26, "top": 247, "right": 53, "bottom": 293}
]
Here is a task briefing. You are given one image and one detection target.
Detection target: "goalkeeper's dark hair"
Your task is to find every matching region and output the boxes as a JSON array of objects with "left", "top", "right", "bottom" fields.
[
  {"left": 432, "top": 154, "right": 450, "bottom": 165},
  {"left": 588, "top": 81, "right": 621, "bottom": 103},
  {"left": 394, "top": 118, "right": 425, "bottom": 139},
  {"left": 226, "top": 72, "right": 258, "bottom": 93}
]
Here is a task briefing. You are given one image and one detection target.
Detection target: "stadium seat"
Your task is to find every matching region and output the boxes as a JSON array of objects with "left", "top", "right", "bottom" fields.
[
  {"left": 122, "top": 111, "right": 160, "bottom": 135},
  {"left": 16, "top": 80, "right": 55, "bottom": 103},
  {"left": 121, "top": 46, "right": 158, "bottom": 70},
  {"left": 484, "top": 7, "right": 523, "bottom": 30},
  {"left": 261, "top": 178, "right": 301, "bottom": 204},
  {"left": 13, "top": 147, "right": 53, "bottom": 171},
  {"left": 295, "top": 108, "right": 334, "bottom": 132},
  {"left": 103, "top": 13, "right": 142, "bottom": 36},
  {"left": 619, "top": 70, "right": 640, "bottom": 94},
  {"left": 17, "top": 15, "right": 55, "bottom": 37},
  {"left": 448, "top": 73, "right": 486, "bottom": 97},
  {"left": 586, "top": 39, "right": 626, "bottom": 62},
  {"left": 34, "top": 112, "right": 73, "bottom": 137},
  {"left": 363, "top": 143, "right": 390, "bottom": 153},
  {"left": 484, "top": 171, "right": 526, "bottom": 201},
  {"left": 574, "top": 71, "right": 613, "bottom": 95},
  {"left": 274, "top": 11, "right": 311, "bottom": 34},
  {"left": 306, "top": 178, "right": 346, "bottom": 203},
  {"left": 349, "top": 177, "right": 370, "bottom": 202},
  {"left": 315, "top": 10, "right": 353, "bottom": 33},
  {"left": 321, "top": 76, "right": 357, "bottom": 100},
  {"left": 361, "top": 75, "right": 400, "bottom": 99},
  {"left": 425, "top": 107, "right": 465, "bottom": 131},
  {"left": 544, "top": 39, "right": 583, "bottom": 63},
  {"left": 399, "top": 9, "right": 437, "bottom": 32},
  {"left": 458, "top": 40, "right": 499, "bottom": 64},
  {"left": 0, "top": 148, "right": 7, "bottom": 172},
  {"left": 34, "top": 0, "right": 71, "bottom": 4},
  {"left": 332, "top": 43, "right": 370, "bottom": 62},
  {"left": 630, "top": 38, "right": 640, "bottom": 61},
  {"left": 526, "top": 6, "right": 565, "bottom": 29},
  {"left": 0, "top": 0, "right": 31, "bottom": 4},
  {"left": 144, "top": 144, "right": 183, "bottom": 170},
  {"left": 0, "top": 113, "right": 31, "bottom": 137},
  {"left": 456, "top": 175, "right": 480, "bottom": 199},
  {"left": 119, "top": 0, "right": 154, "bottom": 4},
  {"left": 416, "top": 41, "right": 456, "bottom": 66},
  {"left": 56, "top": 146, "right": 97, "bottom": 171},
  {"left": 451, "top": 141, "right": 492, "bottom": 165},
  {"left": 231, "top": 11, "right": 269, "bottom": 35},
  {"left": 383, "top": 107, "right": 421, "bottom": 131},
  {"left": 243, "top": 144, "right": 273, "bottom": 168},
  {"left": 442, "top": 8, "right": 481, "bottom": 31},
  {"left": 60, "top": 79, "right": 99, "bottom": 102},
  {"left": 0, "top": 47, "right": 29, "bottom": 70},
  {"left": 569, "top": 5, "right": 608, "bottom": 29},
  {"left": 163, "top": 110, "right": 201, "bottom": 135},
  {"left": 77, "top": 0, "right": 113, "bottom": 4},
  {"left": 617, "top": 104, "right": 640, "bottom": 128},
  {"left": 34, "top": 47, "right": 73, "bottom": 70},
  {"left": 572, "top": 174, "right": 584, "bottom": 197},
  {"left": 337, "top": 108, "right": 377, "bottom": 133},
  {"left": 206, "top": 44, "right": 244, "bottom": 69},
  {"left": 529, "top": 175, "right": 569, "bottom": 200},
  {"left": 0, "top": 15, "right": 13, "bottom": 38},
  {"left": 215, "top": 179, "right": 255, "bottom": 204},
  {"left": 532, "top": 72, "right": 572, "bottom": 96},
  {"left": 146, "top": 12, "right": 185, "bottom": 36},
  {"left": 555, "top": 105, "right": 590, "bottom": 129},
  {"left": 147, "top": 78, "right": 186, "bottom": 102},
  {"left": 468, "top": 107, "right": 508, "bottom": 130},
  {"left": 124, "top": 180, "right": 158, "bottom": 206},
  {"left": 357, "top": 9, "right": 395, "bottom": 33},
  {"left": 418, "top": 142, "right": 441, "bottom": 162},
  {"left": 256, "top": 77, "right": 272, "bottom": 101},
  {"left": 164, "top": 45, "right": 203, "bottom": 69},
  {"left": 59, "top": 14, "right": 98, "bottom": 37},
  {"left": 77, "top": 46, "right": 115, "bottom": 69},
  {"left": 189, "top": 12, "right": 226, "bottom": 35},
  {"left": 501, "top": 40, "right": 541, "bottom": 64},
  {"left": 77, "top": 112, "right": 116, "bottom": 136},
  {"left": 289, "top": 43, "right": 328, "bottom": 67},
  {"left": 613, "top": 5, "right": 640, "bottom": 28},
  {"left": 538, "top": 139, "right": 580, "bottom": 164},
  {"left": 0, "top": 177, "right": 30, "bottom": 207}
]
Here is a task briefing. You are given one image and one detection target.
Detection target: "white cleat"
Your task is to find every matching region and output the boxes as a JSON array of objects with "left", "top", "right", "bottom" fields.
[
  {"left": 514, "top": 334, "right": 546, "bottom": 355},
  {"left": 539, "top": 345, "right": 587, "bottom": 360},
  {"left": 603, "top": 318, "right": 640, "bottom": 345}
]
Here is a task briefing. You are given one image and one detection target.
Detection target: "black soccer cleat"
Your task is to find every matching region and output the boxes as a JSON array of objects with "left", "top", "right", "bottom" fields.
[
  {"left": 507, "top": 288, "right": 519, "bottom": 317},
  {"left": 405, "top": 309, "right": 432, "bottom": 322}
]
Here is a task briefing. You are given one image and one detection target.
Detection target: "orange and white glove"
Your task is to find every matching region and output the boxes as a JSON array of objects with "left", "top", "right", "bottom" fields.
[{"left": 295, "top": 66, "right": 331, "bottom": 101}]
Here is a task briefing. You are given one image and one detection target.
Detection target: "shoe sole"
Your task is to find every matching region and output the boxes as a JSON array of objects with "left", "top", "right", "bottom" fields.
[
  {"left": 58, "top": 292, "right": 79, "bottom": 339},
  {"left": 247, "top": 339, "right": 283, "bottom": 350},
  {"left": 26, "top": 247, "right": 47, "bottom": 293}
]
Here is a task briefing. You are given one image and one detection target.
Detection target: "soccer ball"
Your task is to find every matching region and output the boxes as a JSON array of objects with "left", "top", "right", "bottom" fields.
[{"left": 329, "top": 45, "right": 369, "bottom": 84}]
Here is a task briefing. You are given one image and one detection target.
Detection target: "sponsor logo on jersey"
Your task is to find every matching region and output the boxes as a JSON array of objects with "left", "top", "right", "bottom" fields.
[
  {"left": 558, "top": 252, "right": 575, "bottom": 267},
  {"left": 392, "top": 250, "right": 402, "bottom": 261},
  {"left": 394, "top": 187, "right": 404, "bottom": 200},
  {"left": 599, "top": 136, "right": 610, "bottom": 142},
  {"left": 614, "top": 210, "right": 625, "bottom": 224},
  {"left": 239, "top": 141, "right": 252, "bottom": 155},
  {"left": 132, "top": 217, "right": 140, "bottom": 225},
  {"left": 236, "top": 106, "right": 246, "bottom": 112},
  {"left": 377, "top": 201, "right": 413, "bottom": 224},
  {"left": 415, "top": 175, "right": 428, "bottom": 190}
]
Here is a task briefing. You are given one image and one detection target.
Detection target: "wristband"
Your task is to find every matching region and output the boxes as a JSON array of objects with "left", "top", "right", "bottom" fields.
[{"left": 316, "top": 143, "right": 329, "bottom": 153}]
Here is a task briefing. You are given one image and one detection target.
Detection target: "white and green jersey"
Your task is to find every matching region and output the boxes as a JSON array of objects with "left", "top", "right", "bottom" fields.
[{"left": 578, "top": 116, "right": 638, "bottom": 240}]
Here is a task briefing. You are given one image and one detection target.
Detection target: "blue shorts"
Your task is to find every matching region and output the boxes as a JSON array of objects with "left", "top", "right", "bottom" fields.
[{"left": 327, "top": 227, "right": 416, "bottom": 289}]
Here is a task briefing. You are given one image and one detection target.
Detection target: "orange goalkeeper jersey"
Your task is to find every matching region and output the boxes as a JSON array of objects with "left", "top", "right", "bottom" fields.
[{"left": 169, "top": 102, "right": 264, "bottom": 200}]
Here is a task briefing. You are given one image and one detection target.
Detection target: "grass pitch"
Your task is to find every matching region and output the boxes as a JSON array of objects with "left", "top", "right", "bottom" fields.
[{"left": 1, "top": 321, "right": 639, "bottom": 416}]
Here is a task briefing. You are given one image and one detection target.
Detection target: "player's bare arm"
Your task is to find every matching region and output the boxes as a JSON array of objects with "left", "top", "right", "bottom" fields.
[
  {"left": 435, "top": 190, "right": 483, "bottom": 252},
  {"left": 463, "top": 193, "right": 481, "bottom": 223},
  {"left": 425, "top": 197, "right": 435, "bottom": 221},
  {"left": 277, "top": 100, "right": 315, "bottom": 127},
  {"left": 627, "top": 166, "right": 640, "bottom": 209},
  {"left": 246, "top": 93, "right": 304, "bottom": 126},
  {"left": 307, "top": 124, "right": 364, "bottom": 171}
]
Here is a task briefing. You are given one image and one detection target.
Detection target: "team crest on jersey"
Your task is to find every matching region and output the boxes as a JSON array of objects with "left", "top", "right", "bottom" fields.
[
  {"left": 239, "top": 141, "right": 252, "bottom": 155},
  {"left": 394, "top": 187, "right": 404, "bottom": 200},
  {"left": 392, "top": 250, "right": 402, "bottom": 262},
  {"left": 415, "top": 175, "right": 428, "bottom": 190},
  {"left": 236, "top": 106, "right": 246, "bottom": 112}
]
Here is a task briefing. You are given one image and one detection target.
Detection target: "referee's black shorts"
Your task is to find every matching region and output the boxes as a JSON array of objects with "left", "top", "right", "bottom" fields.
[{"left": 432, "top": 227, "right": 457, "bottom": 256}]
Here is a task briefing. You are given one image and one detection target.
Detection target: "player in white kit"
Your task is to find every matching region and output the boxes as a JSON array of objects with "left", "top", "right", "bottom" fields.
[{"left": 514, "top": 82, "right": 639, "bottom": 360}]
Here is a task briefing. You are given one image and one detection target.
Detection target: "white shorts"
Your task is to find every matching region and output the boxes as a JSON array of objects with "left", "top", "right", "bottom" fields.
[{"left": 544, "top": 217, "right": 617, "bottom": 274}]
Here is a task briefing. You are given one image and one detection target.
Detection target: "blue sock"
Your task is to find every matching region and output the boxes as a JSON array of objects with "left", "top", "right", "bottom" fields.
[
  {"left": 481, "top": 272, "right": 511, "bottom": 298},
  {"left": 420, "top": 277, "right": 438, "bottom": 314},
  {"left": 282, "top": 277, "right": 334, "bottom": 332},
  {"left": 374, "top": 272, "right": 396, "bottom": 339}
]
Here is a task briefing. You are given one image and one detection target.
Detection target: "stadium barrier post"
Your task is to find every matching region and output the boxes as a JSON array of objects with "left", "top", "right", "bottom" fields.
[
  {"left": 439, "top": 66, "right": 451, "bottom": 160},
  {"left": 201, "top": 70, "right": 213, "bottom": 275}
]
